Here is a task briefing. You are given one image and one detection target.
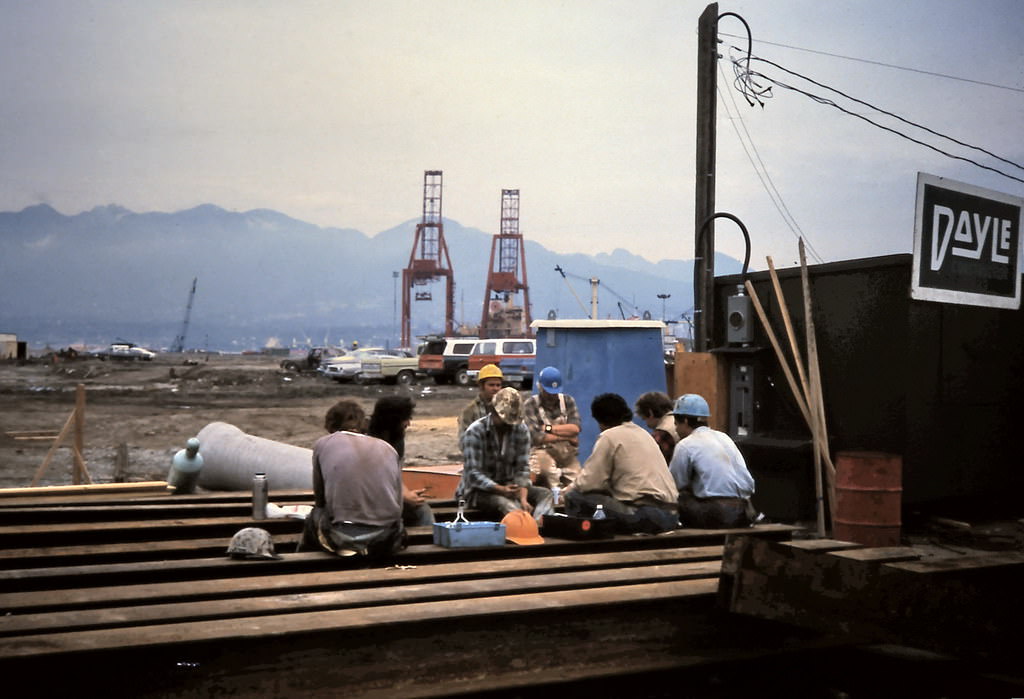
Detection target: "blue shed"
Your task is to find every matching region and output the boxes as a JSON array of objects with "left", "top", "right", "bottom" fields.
[{"left": 530, "top": 319, "right": 668, "bottom": 462}]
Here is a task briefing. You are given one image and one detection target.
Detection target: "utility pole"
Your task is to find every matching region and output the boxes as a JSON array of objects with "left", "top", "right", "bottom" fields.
[
  {"left": 694, "top": 3, "right": 718, "bottom": 351},
  {"left": 392, "top": 271, "right": 399, "bottom": 349}
]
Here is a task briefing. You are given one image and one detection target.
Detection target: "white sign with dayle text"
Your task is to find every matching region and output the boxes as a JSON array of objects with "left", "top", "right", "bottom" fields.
[{"left": 912, "top": 172, "right": 1022, "bottom": 310}]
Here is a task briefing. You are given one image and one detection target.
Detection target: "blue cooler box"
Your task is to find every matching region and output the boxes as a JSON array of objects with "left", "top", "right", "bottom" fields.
[{"left": 432, "top": 521, "right": 506, "bottom": 548}]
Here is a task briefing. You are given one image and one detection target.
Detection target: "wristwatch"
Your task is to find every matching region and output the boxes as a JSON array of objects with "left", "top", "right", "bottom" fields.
[{"left": 544, "top": 424, "right": 552, "bottom": 434}]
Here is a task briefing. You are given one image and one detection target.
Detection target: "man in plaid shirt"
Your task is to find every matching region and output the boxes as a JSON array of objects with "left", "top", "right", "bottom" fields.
[{"left": 457, "top": 387, "right": 554, "bottom": 522}]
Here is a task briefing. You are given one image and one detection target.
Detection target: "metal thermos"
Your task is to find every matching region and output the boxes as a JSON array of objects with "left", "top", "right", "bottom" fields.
[{"left": 252, "top": 473, "right": 268, "bottom": 520}]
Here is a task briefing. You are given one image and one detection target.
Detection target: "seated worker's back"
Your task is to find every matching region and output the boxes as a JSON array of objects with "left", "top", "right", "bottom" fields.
[{"left": 314, "top": 430, "right": 404, "bottom": 527}]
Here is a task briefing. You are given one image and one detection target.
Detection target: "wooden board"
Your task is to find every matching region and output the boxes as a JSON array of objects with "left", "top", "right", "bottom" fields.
[{"left": 719, "top": 535, "right": 1024, "bottom": 666}]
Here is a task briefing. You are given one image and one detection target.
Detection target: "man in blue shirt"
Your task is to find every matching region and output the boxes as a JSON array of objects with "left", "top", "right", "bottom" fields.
[
  {"left": 458, "top": 387, "right": 554, "bottom": 522},
  {"left": 669, "top": 393, "right": 757, "bottom": 528}
]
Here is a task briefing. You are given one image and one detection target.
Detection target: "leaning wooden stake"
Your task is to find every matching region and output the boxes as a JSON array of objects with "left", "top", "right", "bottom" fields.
[
  {"left": 799, "top": 240, "right": 835, "bottom": 530},
  {"left": 766, "top": 256, "right": 825, "bottom": 538},
  {"left": 29, "top": 383, "right": 92, "bottom": 487},
  {"left": 743, "top": 280, "right": 812, "bottom": 427},
  {"left": 747, "top": 271, "right": 836, "bottom": 535}
]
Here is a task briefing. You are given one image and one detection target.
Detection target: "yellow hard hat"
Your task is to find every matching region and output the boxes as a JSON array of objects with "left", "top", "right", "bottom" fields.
[{"left": 478, "top": 363, "right": 503, "bottom": 382}]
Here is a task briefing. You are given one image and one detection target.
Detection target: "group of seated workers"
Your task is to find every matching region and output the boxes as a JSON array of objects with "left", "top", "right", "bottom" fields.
[{"left": 300, "top": 364, "right": 758, "bottom": 560}]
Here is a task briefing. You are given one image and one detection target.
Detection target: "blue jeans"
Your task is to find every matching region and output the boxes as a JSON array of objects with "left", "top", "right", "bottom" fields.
[
  {"left": 564, "top": 490, "right": 678, "bottom": 534},
  {"left": 677, "top": 492, "right": 751, "bottom": 528},
  {"left": 471, "top": 485, "right": 554, "bottom": 522},
  {"left": 403, "top": 502, "right": 435, "bottom": 527}
]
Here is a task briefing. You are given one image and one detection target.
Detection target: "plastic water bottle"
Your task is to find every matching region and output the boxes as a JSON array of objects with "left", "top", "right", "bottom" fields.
[{"left": 592, "top": 504, "right": 606, "bottom": 520}]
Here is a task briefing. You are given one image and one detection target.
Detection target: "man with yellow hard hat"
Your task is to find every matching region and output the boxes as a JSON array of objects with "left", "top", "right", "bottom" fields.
[{"left": 457, "top": 363, "right": 504, "bottom": 447}]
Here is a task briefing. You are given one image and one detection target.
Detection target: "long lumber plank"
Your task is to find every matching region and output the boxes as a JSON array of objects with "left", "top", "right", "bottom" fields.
[
  {"left": 0, "top": 482, "right": 171, "bottom": 498},
  {"left": 0, "top": 533, "right": 303, "bottom": 567},
  {"left": 0, "top": 524, "right": 796, "bottom": 590},
  {"left": 0, "top": 559, "right": 722, "bottom": 636},
  {"left": 0, "top": 579, "right": 718, "bottom": 659},
  {"left": 0, "top": 499, "right": 464, "bottom": 520},
  {"left": 0, "top": 546, "right": 723, "bottom": 612},
  {"left": 0, "top": 488, "right": 314, "bottom": 506},
  {"left": 0, "top": 514, "right": 306, "bottom": 546}
]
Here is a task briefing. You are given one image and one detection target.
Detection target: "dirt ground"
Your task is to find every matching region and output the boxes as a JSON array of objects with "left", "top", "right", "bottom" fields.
[{"left": 0, "top": 353, "right": 472, "bottom": 490}]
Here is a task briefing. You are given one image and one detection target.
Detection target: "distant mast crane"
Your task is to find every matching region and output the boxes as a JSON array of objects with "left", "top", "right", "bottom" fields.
[
  {"left": 401, "top": 171, "right": 455, "bottom": 348},
  {"left": 170, "top": 277, "right": 197, "bottom": 353},
  {"left": 553, "top": 266, "right": 645, "bottom": 320},
  {"left": 479, "top": 189, "right": 532, "bottom": 338}
]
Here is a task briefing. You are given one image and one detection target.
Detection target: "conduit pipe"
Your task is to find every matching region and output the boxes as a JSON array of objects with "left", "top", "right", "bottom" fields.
[{"left": 195, "top": 422, "right": 313, "bottom": 491}]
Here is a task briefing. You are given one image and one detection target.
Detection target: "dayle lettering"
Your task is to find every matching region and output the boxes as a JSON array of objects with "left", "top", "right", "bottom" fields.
[{"left": 931, "top": 205, "right": 1014, "bottom": 271}]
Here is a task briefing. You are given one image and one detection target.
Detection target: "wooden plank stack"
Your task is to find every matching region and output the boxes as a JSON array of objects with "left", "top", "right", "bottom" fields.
[
  {"left": 719, "top": 536, "right": 1024, "bottom": 671},
  {"left": 0, "top": 485, "right": 812, "bottom": 697}
]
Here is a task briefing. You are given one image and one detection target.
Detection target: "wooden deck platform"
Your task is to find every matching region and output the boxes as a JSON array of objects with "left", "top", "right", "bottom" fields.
[{"left": 0, "top": 483, "right": 833, "bottom": 697}]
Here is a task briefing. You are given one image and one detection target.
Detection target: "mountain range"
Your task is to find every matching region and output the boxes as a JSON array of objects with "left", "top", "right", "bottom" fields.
[{"left": 0, "top": 204, "right": 742, "bottom": 351}]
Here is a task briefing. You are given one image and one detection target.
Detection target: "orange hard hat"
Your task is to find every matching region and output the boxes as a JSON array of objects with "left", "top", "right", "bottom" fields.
[{"left": 501, "top": 509, "right": 544, "bottom": 545}]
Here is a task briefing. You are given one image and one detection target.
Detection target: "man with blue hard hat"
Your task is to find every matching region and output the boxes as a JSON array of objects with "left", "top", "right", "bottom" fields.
[
  {"left": 669, "top": 393, "right": 759, "bottom": 528},
  {"left": 522, "top": 365, "right": 582, "bottom": 492}
]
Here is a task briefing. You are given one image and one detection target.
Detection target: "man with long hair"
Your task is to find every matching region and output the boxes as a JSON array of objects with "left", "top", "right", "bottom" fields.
[
  {"left": 300, "top": 399, "right": 405, "bottom": 558},
  {"left": 368, "top": 395, "right": 435, "bottom": 527}
]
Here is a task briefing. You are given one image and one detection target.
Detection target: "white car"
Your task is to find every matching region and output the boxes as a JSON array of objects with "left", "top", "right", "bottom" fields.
[
  {"left": 101, "top": 343, "right": 156, "bottom": 361},
  {"left": 319, "top": 347, "right": 400, "bottom": 382}
]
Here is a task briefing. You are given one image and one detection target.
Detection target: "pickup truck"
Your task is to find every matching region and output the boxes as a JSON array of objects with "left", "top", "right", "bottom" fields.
[
  {"left": 418, "top": 336, "right": 480, "bottom": 385},
  {"left": 359, "top": 349, "right": 421, "bottom": 385},
  {"left": 498, "top": 355, "right": 535, "bottom": 389}
]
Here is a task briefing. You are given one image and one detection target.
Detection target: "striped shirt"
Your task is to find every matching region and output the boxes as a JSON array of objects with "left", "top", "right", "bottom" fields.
[{"left": 457, "top": 414, "right": 532, "bottom": 500}]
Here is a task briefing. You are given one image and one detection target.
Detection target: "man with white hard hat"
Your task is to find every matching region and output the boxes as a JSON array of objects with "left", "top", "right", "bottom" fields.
[{"left": 669, "top": 393, "right": 758, "bottom": 528}]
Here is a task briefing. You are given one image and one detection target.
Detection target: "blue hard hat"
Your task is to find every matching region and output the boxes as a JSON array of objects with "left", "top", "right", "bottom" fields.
[
  {"left": 538, "top": 366, "right": 563, "bottom": 393},
  {"left": 673, "top": 393, "right": 710, "bottom": 418}
]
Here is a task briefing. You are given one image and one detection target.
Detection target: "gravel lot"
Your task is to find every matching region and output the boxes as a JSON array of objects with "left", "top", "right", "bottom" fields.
[{"left": 0, "top": 353, "right": 471, "bottom": 489}]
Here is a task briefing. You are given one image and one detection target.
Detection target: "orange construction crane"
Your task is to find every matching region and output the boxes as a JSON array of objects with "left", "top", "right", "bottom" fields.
[
  {"left": 401, "top": 171, "right": 455, "bottom": 348},
  {"left": 479, "top": 189, "right": 532, "bottom": 338}
]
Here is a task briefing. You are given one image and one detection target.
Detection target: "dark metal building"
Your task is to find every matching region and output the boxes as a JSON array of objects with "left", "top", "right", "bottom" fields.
[{"left": 713, "top": 254, "right": 1023, "bottom": 520}]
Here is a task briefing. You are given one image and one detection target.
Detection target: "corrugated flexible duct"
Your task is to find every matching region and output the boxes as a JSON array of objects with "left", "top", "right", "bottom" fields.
[{"left": 195, "top": 421, "right": 313, "bottom": 491}]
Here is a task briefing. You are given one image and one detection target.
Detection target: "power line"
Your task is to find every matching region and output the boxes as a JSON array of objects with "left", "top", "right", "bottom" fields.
[
  {"left": 717, "top": 61, "right": 825, "bottom": 264},
  {"left": 729, "top": 52, "right": 1024, "bottom": 186},
  {"left": 719, "top": 31, "right": 1024, "bottom": 95},
  {"left": 747, "top": 55, "right": 1024, "bottom": 174},
  {"left": 735, "top": 56, "right": 1024, "bottom": 185}
]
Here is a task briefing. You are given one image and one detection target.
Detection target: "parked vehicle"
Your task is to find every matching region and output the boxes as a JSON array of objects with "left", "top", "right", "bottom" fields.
[
  {"left": 359, "top": 348, "right": 422, "bottom": 385},
  {"left": 97, "top": 343, "right": 156, "bottom": 361},
  {"left": 279, "top": 346, "right": 345, "bottom": 373},
  {"left": 418, "top": 336, "right": 480, "bottom": 386},
  {"left": 499, "top": 355, "right": 535, "bottom": 389},
  {"left": 466, "top": 338, "right": 535, "bottom": 383},
  {"left": 319, "top": 347, "right": 400, "bottom": 382}
]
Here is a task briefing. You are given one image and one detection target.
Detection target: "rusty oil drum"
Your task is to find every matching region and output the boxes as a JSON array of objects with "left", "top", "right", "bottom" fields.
[{"left": 833, "top": 451, "right": 902, "bottom": 546}]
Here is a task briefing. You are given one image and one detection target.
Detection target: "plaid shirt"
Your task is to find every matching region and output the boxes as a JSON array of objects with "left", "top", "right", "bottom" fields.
[
  {"left": 457, "top": 414, "right": 532, "bottom": 500},
  {"left": 457, "top": 395, "right": 491, "bottom": 445},
  {"left": 522, "top": 392, "right": 581, "bottom": 447}
]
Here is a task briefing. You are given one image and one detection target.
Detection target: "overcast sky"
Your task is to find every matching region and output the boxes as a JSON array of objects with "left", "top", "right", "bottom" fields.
[{"left": 2, "top": 0, "right": 1021, "bottom": 268}]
